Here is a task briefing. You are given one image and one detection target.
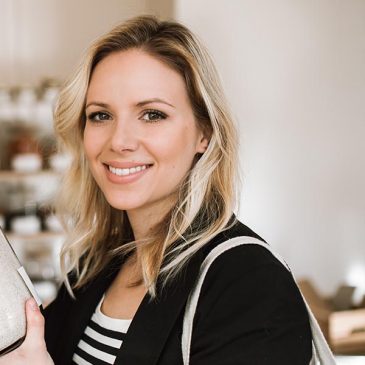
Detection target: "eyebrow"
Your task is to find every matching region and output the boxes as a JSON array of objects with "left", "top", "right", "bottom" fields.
[
  {"left": 85, "top": 98, "right": 175, "bottom": 110},
  {"left": 136, "top": 98, "right": 175, "bottom": 109}
]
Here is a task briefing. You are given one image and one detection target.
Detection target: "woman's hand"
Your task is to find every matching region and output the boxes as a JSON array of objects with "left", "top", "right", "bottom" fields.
[{"left": 0, "top": 298, "right": 54, "bottom": 365}]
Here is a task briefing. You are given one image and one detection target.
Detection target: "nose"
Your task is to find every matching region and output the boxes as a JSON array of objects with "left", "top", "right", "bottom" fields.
[{"left": 109, "top": 118, "right": 139, "bottom": 153}]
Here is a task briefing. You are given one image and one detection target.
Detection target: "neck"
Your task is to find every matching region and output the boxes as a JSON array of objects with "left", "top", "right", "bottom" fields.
[{"left": 126, "top": 194, "right": 177, "bottom": 244}]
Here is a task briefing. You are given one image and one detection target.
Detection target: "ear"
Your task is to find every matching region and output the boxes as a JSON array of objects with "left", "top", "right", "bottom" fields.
[{"left": 196, "top": 131, "right": 210, "bottom": 154}]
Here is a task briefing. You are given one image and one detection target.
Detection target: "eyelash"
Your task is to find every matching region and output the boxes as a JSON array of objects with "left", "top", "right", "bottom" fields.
[
  {"left": 140, "top": 109, "right": 167, "bottom": 122},
  {"left": 86, "top": 111, "right": 111, "bottom": 122},
  {"left": 86, "top": 109, "right": 167, "bottom": 123}
]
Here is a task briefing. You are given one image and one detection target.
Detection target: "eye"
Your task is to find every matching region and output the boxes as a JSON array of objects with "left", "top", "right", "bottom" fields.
[
  {"left": 140, "top": 109, "right": 167, "bottom": 123},
  {"left": 86, "top": 111, "right": 111, "bottom": 122}
]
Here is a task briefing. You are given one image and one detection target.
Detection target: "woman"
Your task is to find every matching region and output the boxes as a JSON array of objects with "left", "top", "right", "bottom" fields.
[{"left": 0, "top": 15, "right": 312, "bottom": 364}]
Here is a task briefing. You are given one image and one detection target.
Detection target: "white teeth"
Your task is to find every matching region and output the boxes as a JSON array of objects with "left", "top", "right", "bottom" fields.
[{"left": 108, "top": 164, "right": 149, "bottom": 177}]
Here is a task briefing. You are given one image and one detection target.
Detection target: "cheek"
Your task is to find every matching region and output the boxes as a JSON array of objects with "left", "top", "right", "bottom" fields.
[
  {"left": 151, "top": 127, "right": 197, "bottom": 171},
  {"left": 83, "top": 127, "right": 104, "bottom": 160}
]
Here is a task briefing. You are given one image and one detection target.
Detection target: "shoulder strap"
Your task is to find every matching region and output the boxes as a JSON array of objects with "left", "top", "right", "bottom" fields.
[{"left": 182, "top": 236, "right": 336, "bottom": 365}]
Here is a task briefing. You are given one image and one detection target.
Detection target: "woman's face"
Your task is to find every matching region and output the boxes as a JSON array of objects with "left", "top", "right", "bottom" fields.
[{"left": 83, "top": 49, "right": 208, "bottom": 215}]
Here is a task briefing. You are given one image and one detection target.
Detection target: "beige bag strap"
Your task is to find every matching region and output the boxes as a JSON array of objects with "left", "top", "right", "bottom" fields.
[{"left": 182, "top": 236, "right": 336, "bottom": 365}]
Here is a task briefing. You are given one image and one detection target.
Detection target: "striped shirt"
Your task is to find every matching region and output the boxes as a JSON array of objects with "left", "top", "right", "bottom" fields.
[{"left": 72, "top": 294, "right": 132, "bottom": 365}]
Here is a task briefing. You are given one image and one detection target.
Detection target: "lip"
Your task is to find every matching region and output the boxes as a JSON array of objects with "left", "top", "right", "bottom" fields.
[
  {"left": 104, "top": 160, "right": 153, "bottom": 169},
  {"left": 103, "top": 163, "right": 152, "bottom": 184}
]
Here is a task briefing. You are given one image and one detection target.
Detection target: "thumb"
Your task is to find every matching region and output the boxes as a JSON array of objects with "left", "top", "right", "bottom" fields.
[{"left": 22, "top": 298, "right": 46, "bottom": 351}]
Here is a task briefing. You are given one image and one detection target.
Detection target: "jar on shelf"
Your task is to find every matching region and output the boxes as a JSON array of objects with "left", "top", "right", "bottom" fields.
[
  {"left": 6, "top": 184, "right": 42, "bottom": 235},
  {"left": 10, "top": 215, "right": 41, "bottom": 236},
  {"left": 49, "top": 152, "right": 71, "bottom": 172},
  {"left": 14, "top": 86, "right": 37, "bottom": 125},
  {"left": 35, "top": 85, "right": 59, "bottom": 132},
  {"left": 8, "top": 131, "right": 42, "bottom": 172}
]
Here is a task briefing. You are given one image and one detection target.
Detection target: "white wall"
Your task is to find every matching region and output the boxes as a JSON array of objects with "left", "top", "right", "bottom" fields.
[
  {"left": 176, "top": 0, "right": 365, "bottom": 297},
  {"left": 0, "top": 0, "right": 167, "bottom": 85}
]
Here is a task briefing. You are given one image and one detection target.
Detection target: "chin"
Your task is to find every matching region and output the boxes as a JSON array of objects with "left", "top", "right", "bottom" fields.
[{"left": 106, "top": 199, "right": 143, "bottom": 211}]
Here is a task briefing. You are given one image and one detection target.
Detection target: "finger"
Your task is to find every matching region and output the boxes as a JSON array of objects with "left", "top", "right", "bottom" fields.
[{"left": 21, "top": 298, "right": 46, "bottom": 351}]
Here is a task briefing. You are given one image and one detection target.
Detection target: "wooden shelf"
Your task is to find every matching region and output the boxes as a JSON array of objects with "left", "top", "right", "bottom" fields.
[
  {"left": 0, "top": 170, "right": 61, "bottom": 182},
  {"left": 6, "top": 231, "right": 64, "bottom": 241},
  {"left": 335, "top": 356, "right": 365, "bottom": 364}
]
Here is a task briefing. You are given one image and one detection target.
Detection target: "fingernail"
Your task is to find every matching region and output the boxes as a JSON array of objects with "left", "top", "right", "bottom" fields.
[{"left": 29, "top": 298, "right": 38, "bottom": 311}]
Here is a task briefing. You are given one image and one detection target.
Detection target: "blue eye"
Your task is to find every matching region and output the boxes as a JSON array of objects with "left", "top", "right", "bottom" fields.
[
  {"left": 87, "top": 111, "right": 111, "bottom": 122},
  {"left": 140, "top": 110, "right": 167, "bottom": 122}
]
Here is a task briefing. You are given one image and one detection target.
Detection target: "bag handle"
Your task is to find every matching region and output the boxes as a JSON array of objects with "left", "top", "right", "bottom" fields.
[{"left": 182, "top": 236, "right": 336, "bottom": 365}]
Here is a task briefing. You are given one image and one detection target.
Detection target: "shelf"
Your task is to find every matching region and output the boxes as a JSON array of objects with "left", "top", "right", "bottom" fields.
[
  {"left": 0, "top": 170, "right": 61, "bottom": 182},
  {"left": 6, "top": 231, "right": 64, "bottom": 241},
  {"left": 335, "top": 356, "right": 365, "bottom": 364}
]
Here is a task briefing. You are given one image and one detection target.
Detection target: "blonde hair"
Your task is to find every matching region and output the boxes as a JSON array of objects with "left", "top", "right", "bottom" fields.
[{"left": 55, "top": 15, "right": 239, "bottom": 298}]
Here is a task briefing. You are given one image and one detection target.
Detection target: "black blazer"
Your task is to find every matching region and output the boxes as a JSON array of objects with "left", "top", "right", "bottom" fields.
[{"left": 43, "top": 218, "right": 312, "bottom": 364}]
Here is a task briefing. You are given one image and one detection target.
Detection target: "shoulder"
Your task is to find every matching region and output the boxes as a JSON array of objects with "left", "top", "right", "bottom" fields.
[
  {"left": 197, "top": 242, "right": 298, "bottom": 309},
  {"left": 188, "top": 220, "right": 312, "bottom": 363},
  {"left": 199, "top": 217, "right": 281, "bottom": 276},
  {"left": 193, "top": 218, "right": 309, "bottom": 331},
  {"left": 204, "top": 241, "right": 285, "bottom": 281},
  {"left": 196, "top": 219, "right": 302, "bottom": 309}
]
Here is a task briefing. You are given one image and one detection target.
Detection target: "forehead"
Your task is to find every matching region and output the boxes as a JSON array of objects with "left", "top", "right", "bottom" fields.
[{"left": 87, "top": 49, "right": 189, "bottom": 105}]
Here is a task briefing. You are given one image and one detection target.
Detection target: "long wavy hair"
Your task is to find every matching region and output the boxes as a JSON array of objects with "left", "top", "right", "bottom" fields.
[{"left": 54, "top": 15, "right": 240, "bottom": 298}]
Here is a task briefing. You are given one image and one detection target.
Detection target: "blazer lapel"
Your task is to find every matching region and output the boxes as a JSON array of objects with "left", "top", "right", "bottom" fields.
[
  {"left": 55, "top": 257, "right": 123, "bottom": 363},
  {"left": 115, "top": 247, "right": 205, "bottom": 365}
]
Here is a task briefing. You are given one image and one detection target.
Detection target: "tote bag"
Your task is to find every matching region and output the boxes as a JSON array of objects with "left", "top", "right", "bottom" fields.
[{"left": 182, "top": 236, "right": 337, "bottom": 365}]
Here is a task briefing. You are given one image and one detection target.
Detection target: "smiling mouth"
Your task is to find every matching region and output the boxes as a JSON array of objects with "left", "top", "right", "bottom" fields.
[{"left": 107, "top": 164, "right": 152, "bottom": 177}]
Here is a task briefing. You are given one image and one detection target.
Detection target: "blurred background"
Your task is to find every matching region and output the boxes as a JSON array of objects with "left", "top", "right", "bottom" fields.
[{"left": 0, "top": 0, "right": 364, "bottom": 358}]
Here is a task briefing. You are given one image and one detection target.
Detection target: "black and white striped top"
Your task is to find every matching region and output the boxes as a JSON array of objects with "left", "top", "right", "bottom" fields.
[{"left": 72, "top": 294, "right": 132, "bottom": 365}]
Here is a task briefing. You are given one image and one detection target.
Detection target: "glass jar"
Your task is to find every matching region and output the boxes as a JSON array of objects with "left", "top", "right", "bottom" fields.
[{"left": 0, "top": 227, "right": 41, "bottom": 355}]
